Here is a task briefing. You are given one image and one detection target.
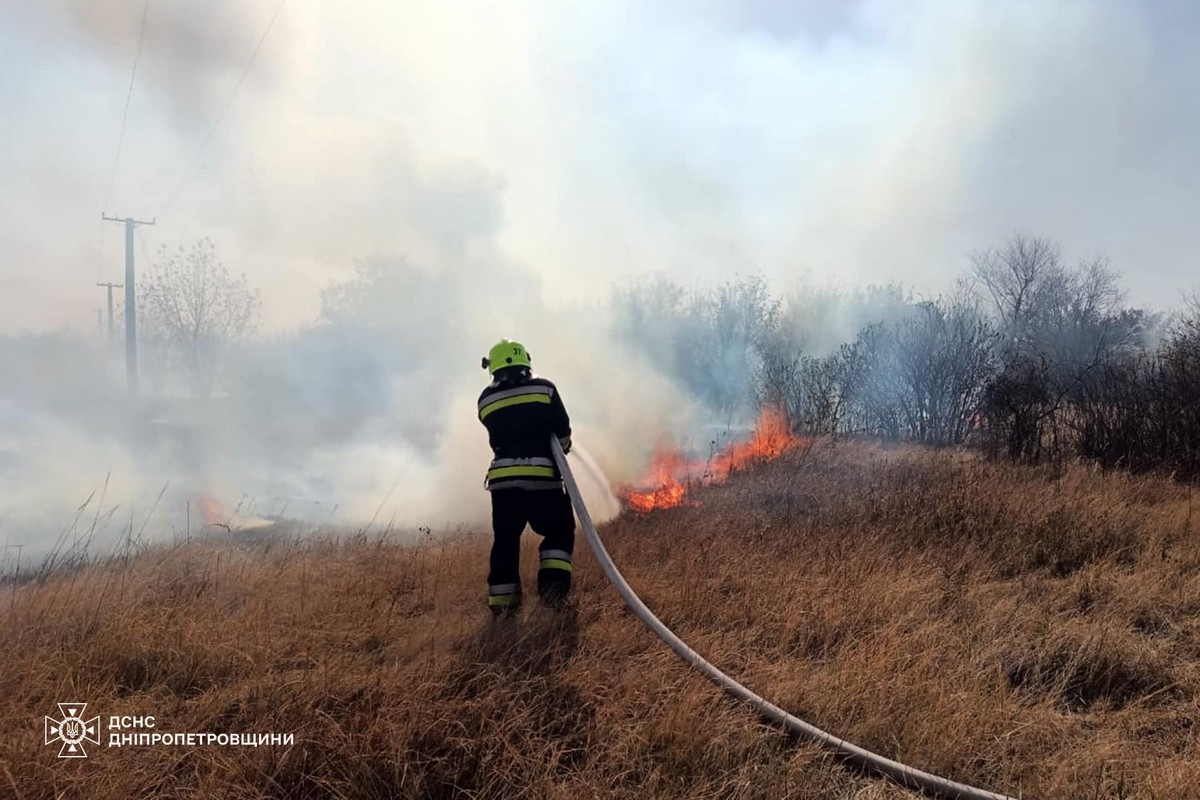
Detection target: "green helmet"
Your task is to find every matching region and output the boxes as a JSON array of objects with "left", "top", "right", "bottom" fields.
[{"left": 481, "top": 339, "right": 532, "bottom": 374}]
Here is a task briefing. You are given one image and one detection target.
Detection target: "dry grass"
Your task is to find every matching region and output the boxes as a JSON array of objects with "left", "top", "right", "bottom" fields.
[{"left": 3, "top": 442, "right": 1200, "bottom": 799}]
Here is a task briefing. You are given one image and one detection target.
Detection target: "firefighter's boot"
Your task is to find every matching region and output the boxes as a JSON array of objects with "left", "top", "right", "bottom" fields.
[{"left": 537, "top": 548, "right": 572, "bottom": 610}]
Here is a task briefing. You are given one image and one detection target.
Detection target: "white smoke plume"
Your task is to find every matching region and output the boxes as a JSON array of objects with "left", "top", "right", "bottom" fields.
[{"left": 1, "top": 0, "right": 1198, "bottom": 558}]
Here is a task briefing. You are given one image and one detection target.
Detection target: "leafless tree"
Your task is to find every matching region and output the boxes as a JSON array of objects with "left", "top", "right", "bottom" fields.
[
  {"left": 969, "top": 238, "right": 1137, "bottom": 367},
  {"left": 1029, "top": 256, "right": 1132, "bottom": 372},
  {"left": 1176, "top": 292, "right": 1200, "bottom": 340},
  {"left": 901, "top": 300, "right": 996, "bottom": 444},
  {"left": 844, "top": 322, "right": 905, "bottom": 440},
  {"left": 968, "top": 237, "right": 1148, "bottom": 452},
  {"left": 756, "top": 344, "right": 853, "bottom": 435},
  {"left": 695, "top": 276, "right": 780, "bottom": 419},
  {"left": 140, "top": 238, "right": 260, "bottom": 396},
  {"left": 1072, "top": 321, "right": 1200, "bottom": 480},
  {"left": 865, "top": 300, "right": 995, "bottom": 445},
  {"left": 611, "top": 274, "right": 695, "bottom": 379},
  {"left": 968, "top": 234, "right": 1062, "bottom": 352},
  {"left": 615, "top": 275, "right": 778, "bottom": 420},
  {"left": 980, "top": 355, "right": 1060, "bottom": 463}
]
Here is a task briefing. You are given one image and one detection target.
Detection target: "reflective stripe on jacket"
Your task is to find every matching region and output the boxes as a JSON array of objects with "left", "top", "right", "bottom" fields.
[
  {"left": 478, "top": 384, "right": 553, "bottom": 420},
  {"left": 478, "top": 374, "right": 572, "bottom": 491}
]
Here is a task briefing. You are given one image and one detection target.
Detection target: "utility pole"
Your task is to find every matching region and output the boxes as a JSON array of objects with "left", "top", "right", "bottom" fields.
[
  {"left": 101, "top": 213, "right": 155, "bottom": 397},
  {"left": 96, "top": 282, "right": 123, "bottom": 344}
]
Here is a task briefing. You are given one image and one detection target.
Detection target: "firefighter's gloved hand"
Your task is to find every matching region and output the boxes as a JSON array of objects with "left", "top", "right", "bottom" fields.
[{"left": 558, "top": 436, "right": 572, "bottom": 455}]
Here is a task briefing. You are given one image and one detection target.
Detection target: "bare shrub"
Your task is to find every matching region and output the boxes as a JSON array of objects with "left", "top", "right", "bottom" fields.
[{"left": 139, "top": 238, "right": 260, "bottom": 396}]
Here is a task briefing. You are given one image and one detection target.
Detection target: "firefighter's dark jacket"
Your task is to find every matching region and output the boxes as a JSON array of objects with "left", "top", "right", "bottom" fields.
[{"left": 477, "top": 373, "right": 572, "bottom": 491}]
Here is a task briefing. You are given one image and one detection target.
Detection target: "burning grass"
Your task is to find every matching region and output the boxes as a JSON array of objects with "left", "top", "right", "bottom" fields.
[
  {"left": 4, "top": 443, "right": 1200, "bottom": 798},
  {"left": 622, "top": 405, "right": 802, "bottom": 512}
]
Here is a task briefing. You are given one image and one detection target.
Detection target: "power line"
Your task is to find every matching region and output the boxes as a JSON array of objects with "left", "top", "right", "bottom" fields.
[
  {"left": 97, "top": 282, "right": 124, "bottom": 344},
  {"left": 102, "top": 214, "right": 156, "bottom": 398},
  {"left": 160, "top": 0, "right": 287, "bottom": 213},
  {"left": 103, "top": 0, "right": 151, "bottom": 218}
]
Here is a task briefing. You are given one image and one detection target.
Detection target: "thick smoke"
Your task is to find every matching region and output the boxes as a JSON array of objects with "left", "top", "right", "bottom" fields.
[
  {"left": 57, "top": 0, "right": 293, "bottom": 131},
  {"left": 2, "top": 1, "right": 1198, "bottom": 559}
]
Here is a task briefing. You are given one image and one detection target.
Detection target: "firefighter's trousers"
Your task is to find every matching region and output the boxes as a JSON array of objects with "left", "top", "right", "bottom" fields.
[{"left": 487, "top": 487, "right": 575, "bottom": 611}]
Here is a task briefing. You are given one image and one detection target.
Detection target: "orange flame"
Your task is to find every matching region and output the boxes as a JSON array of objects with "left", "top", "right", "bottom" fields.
[
  {"left": 197, "top": 494, "right": 225, "bottom": 526},
  {"left": 623, "top": 450, "right": 689, "bottom": 513},
  {"left": 621, "top": 406, "right": 798, "bottom": 512}
]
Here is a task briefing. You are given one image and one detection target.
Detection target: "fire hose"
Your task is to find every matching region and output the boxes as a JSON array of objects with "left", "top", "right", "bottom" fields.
[{"left": 549, "top": 438, "right": 1016, "bottom": 800}]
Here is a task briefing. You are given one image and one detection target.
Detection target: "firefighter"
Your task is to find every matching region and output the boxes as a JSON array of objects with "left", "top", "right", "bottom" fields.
[{"left": 478, "top": 339, "right": 575, "bottom": 616}]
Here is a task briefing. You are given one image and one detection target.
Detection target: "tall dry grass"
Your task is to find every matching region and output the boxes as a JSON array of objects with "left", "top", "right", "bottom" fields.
[{"left": 3, "top": 443, "right": 1198, "bottom": 799}]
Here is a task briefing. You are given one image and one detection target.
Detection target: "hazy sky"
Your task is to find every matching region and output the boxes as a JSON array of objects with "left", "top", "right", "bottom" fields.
[{"left": 2, "top": 0, "right": 1197, "bottom": 333}]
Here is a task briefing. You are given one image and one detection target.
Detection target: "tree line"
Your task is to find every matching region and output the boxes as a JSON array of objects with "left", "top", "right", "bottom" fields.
[
  {"left": 131, "top": 234, "right": 1197, "bottom": 480},
  {"left": 612, "top": 235, "right": 1199, "bottom": 481}
]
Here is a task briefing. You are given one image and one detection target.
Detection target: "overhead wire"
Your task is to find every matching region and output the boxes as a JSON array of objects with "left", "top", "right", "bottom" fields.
[
  {"left": 104, "top": 0, "right": 150, "bottom": 211},
  {"left": 159, "top": 0, "right": 287, "bottom": 215},
  {"left": 101, "top": 0, "right": 151, "bottom": 256}
]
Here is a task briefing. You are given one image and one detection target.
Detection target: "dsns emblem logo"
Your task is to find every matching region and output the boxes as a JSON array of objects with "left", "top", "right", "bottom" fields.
[{"left": 45, "top": 703, "right": 100, "bottom": 758}]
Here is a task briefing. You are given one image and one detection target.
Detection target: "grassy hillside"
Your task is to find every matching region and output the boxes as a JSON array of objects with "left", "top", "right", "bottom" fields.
[{"left": 4, "top": 443, "right": 1199, "bottom": 799}]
